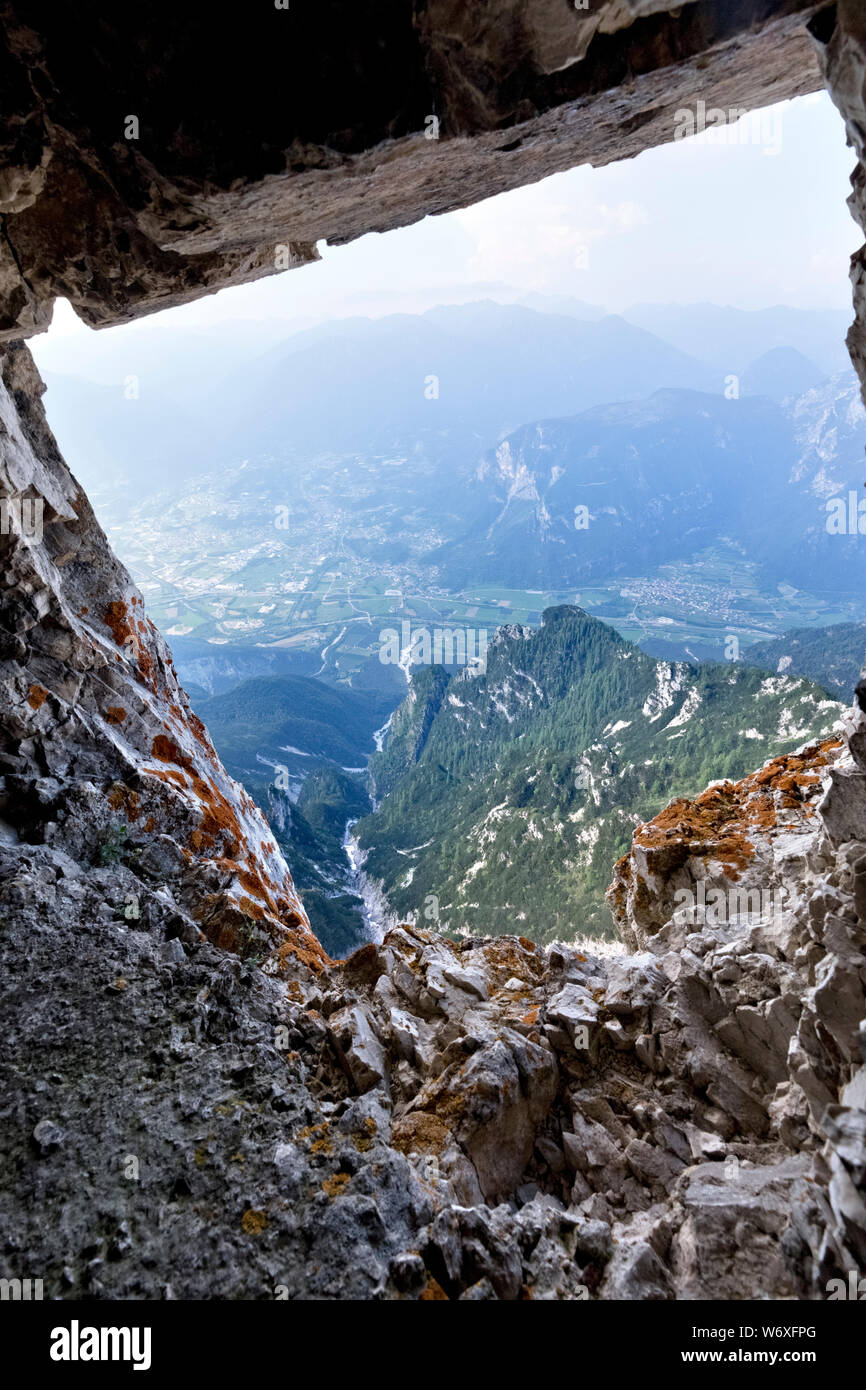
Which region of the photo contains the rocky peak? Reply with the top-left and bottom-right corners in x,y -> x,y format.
608,733 -> 846,952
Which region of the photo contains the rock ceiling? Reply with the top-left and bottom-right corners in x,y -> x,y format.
0,1 -> 834,338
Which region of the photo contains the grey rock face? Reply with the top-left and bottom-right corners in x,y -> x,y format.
817,1 -> 866,410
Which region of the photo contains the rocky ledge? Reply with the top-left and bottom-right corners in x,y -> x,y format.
2,708 -> 863,1298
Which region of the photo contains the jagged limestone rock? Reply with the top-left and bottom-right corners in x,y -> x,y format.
3,710 -> 865,1297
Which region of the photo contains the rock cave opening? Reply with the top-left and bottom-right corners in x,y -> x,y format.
0,0 -> 865,1322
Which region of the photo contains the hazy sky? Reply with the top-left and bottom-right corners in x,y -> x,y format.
43,91 -> 860,351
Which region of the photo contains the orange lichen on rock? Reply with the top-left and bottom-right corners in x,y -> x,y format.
391,1112 -> 451,1157
151,733 -> 194,772
153,730 -> 252,853
296,1121 -> 330,1143
130,681 -> 322,969
419,1276 -> 449,1300
27,683 -> 48,709
237,895 -> 266,921
205,917 -> 246,954
186,772 -> 264,877
237,857 -> 283,907
103,600 -> 131,647
103,600 -> 161,694
107,783 -> 141,822
215,854 -> 281,916
631,737 -> 843,878
240,1208 -> 268,1235
105,706 -> 126,724
636,785 -> 757,879
186,710 -> 219,764
135,645 -> 155,689
144,765 -> 188,789
480,934 -> 544,989
351,1117 -> 377,1153
275,937 -> 328,974
322,1173 -> 351,1199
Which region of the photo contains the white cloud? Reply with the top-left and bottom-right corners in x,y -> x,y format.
454,180 -> 649,291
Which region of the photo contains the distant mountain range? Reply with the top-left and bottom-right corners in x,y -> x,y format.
620,302 -> 852,377
37,298 -> 865,614
36,298 -> 852,501
425,372 -> 866,597
430,387 -> 797,589
38,300 -> 724,494
740,346 -> 826,403
39,294 -> 865,685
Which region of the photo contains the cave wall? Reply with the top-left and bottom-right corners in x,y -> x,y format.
0,341 -> 323,967
815,1 -> 866,398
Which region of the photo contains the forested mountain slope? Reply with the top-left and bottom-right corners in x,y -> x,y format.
357,607 -> 842,941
